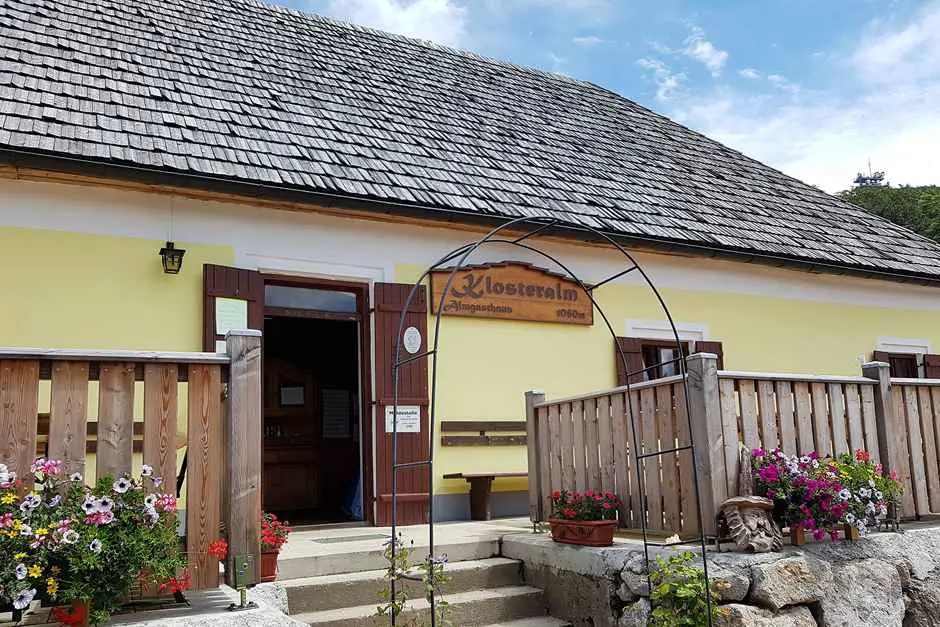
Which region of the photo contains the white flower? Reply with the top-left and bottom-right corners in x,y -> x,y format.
874,490 -> 883,500
856,520 -> 867,534
799,456 -> 811,464
98,511 -> 114,524
865,502 -> 877,516
859,487 -> 871,498
153,476 -> 163,488
97,497 -> 114,513
62,529 -> 79,544
81,498 -> 97,515
69,472 -> 82,482
14,563 -> 26,580
19,524 -> 32,536
13,588 -> 36,610
46,495 -> 62,508
869,479 -> 876,488
89,539 -> 102,553
144,494 -> 157,508
145,507 -> 160,525
845,513 -> 856,524
838,489 -> 852,501
812,460 -> 820,469
113,477 -> 131,494
141,464 -> 153,477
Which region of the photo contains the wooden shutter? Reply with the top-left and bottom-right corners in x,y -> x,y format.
696,340 -> 725,370
374,283 -> 430,526
925,354 -> 940,379
873,350 -> 892,364
615,337 -> 645,386
203,264 -> 264,352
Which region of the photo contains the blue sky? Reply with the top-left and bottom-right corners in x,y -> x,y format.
276,0 -> 938,193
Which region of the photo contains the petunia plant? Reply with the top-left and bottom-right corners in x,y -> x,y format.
0,458 -> 186,624
549,489 -> 620,521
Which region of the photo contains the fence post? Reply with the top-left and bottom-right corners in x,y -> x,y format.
862,360 -> 911,516
225,330 -> 263,587
525,390 -> 546,526
685,352 -> 725,537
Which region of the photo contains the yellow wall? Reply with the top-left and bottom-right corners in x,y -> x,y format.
394,264 -> 940,495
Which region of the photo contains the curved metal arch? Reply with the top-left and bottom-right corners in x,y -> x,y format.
388,216 -> 712,626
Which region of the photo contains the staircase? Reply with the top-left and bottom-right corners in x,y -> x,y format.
276,525 -> 569,626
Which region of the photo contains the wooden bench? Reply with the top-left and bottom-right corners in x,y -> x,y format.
441,421 -> 528,520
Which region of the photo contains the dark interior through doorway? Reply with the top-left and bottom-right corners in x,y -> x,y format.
262,313 -> 363,524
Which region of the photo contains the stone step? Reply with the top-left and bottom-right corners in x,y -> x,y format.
481,618 -> 572,627
277,538 -> 501,579
293,585 -> 547,627
284,557 -> 524,613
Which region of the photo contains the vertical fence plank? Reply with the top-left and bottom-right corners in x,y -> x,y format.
775,381 -> 797,456
525,391 -> 545,523
828,383 -> 849,455
627,390 -> 643,528
187,364 -> 223,590
656,383 -> 679,532
144,364 -> 178,490
559,402 -> 574,491
48,362 -> 89,478
916,386 -> 940,512
0,361 -> 40,480
584,397 -> 601,490
97,363 -> 135,479
686,353 -> 724,537
739,380 -> 760,450
537,406 -> 552,521
903,386 -> 929,516
794,382 -> 814,454
757,380 -> 778,450
717,378 -> 738,496
571,400 -> 587,492
932,388 -> 940,510
844,384 -> 865,454
860,384 -> 880,461
675,382 -> 698,536
596,394 -> 614,496
640,387 -> 661,531
548,404 -> 562,506
811,383 -> 832,457
610,392 -> 630,526
891,386 -> 916,516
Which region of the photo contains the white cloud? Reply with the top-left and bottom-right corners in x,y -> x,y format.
324,0 -> 468,46
669,2 -> 940,193
738,68 -> 760,79
637,57 -> 685,101
572,35 -> 606,46
682,26 -> 728,76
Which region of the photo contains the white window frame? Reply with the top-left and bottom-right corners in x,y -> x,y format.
875,336 -> 932,377
625,319 -> 709,344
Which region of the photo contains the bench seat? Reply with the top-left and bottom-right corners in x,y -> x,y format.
443,471 -> 527,520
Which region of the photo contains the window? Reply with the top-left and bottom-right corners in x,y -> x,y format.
874,352 -> 920,378
264,285 -> 358,313
615,338 -> 724,385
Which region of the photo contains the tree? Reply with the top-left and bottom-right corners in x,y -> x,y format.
839,184 -> 940,243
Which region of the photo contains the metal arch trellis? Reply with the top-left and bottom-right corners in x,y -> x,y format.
387,216 -> 713,626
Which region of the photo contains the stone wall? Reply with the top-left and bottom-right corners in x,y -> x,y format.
502,526 -> 940,626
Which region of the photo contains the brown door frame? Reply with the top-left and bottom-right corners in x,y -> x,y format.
259,273 -> 375,525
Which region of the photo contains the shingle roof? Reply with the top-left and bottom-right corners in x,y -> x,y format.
2,0 -> 940,281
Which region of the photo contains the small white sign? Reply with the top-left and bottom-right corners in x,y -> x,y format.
403,326 -> 422,354
215,297 -> 248,336
385,405 -> 421,433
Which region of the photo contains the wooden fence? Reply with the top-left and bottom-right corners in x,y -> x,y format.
0,330 -> 262,590
526,355 -> 940,538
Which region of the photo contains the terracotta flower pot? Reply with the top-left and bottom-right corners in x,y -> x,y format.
259,550 -> 279,582
548,518 -> 617,547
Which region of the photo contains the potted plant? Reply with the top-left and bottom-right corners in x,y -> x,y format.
547,489 -> 620,547
260,512 -> 291,582
0,458 -> 186,625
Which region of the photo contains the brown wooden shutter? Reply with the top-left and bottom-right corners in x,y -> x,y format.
696,340 -> 725,370
615,337 -> 645,386
202,264 -> 264,352
925,354 -> 940,379
374,283 -> 430,526
873,350 -> 892,364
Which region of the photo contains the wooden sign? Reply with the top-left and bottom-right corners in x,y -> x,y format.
430,262 -> 593,325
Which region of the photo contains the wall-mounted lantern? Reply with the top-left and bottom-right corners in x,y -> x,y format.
159,241 -> 186,274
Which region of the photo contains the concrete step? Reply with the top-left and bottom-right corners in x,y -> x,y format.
285,557 -> 524,613
293,585 -> 546,627
277,538 -> 501,579
481,618 -> 572,627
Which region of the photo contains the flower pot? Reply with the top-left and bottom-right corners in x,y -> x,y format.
843,523 -> 860,542
790,526 -> 806,546
548,518 -> 617,547
260,550 -> 279,582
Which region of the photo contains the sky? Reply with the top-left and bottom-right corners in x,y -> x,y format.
275,0 -> 938,194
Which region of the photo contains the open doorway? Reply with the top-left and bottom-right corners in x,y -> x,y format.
261,281 -> 368,525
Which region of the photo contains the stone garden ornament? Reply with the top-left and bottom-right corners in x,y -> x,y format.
716,445 -> 783,553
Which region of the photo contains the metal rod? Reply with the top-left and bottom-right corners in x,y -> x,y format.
637,444 -> 693,459
393,460 -> 431,470
394,349 -> 437,368
586,265 -> 638,292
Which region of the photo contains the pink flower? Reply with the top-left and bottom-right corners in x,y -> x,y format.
0,513 -> 13,527
812,528 -> 827,541
752,448 -> 765,458
156,494 -> 177,513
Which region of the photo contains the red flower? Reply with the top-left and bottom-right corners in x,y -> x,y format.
160,571 -> 192,594
562,508 -> 577,519
602,502 -> 613,510
551,491 -> 561,499
51,604 -> 87,626
855,449 -> 870,462
207,539 -> 228,560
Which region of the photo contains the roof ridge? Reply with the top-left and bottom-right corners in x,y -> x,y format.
234,0 -> 592,87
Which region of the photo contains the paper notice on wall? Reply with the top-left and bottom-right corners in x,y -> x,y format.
215,297 -> 248,336
322,389 -> 351,439
384,405 -> 421,433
